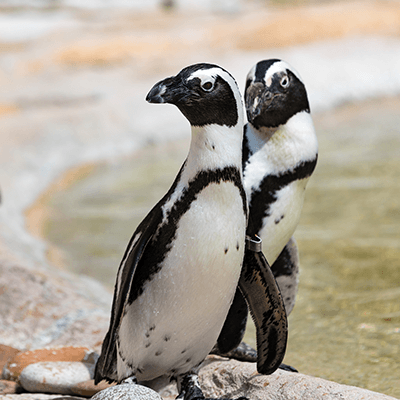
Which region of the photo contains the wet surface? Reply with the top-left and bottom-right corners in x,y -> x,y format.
40,96 -> 400,397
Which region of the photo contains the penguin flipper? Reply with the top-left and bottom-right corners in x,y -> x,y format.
94,204 -> 163,384
271,236 -> 300,316
239,243 -> 288,375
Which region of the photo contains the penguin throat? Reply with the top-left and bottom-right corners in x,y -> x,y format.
247,123 -> 277,152
187,123 -> 243,174
255,125 -> 278,142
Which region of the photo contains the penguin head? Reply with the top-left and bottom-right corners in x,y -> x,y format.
146,63 -> 243,128
245,59 -> 310,130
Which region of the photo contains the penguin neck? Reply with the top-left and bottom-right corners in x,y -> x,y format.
246,111 -> 318,172
184,123 -> 243,178
246,123 -> 277,150
160,123 -> 244,227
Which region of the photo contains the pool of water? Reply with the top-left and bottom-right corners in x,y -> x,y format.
39,97 -> 400,397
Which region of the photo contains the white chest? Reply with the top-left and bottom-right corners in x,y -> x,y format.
244,112 -> 317,264
258,177 -> 308,264
117,181 -> 246,381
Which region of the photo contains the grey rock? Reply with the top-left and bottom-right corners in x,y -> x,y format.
0,261 -> 111,352
198,357 -> 397,400
0,395 -> 75,400
19,362 -> 94,395
91,383 -> 163,400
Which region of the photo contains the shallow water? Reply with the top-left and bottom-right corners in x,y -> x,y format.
41,97 -> 400,397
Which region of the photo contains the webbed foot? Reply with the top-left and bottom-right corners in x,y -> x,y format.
279,363 -> 298,373
215,341 -> 298,373
217,341 -> 257,363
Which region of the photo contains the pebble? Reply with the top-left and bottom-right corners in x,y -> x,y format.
91,383 -> 163,400
3,346 -> 96,382
19,361 -> 95,395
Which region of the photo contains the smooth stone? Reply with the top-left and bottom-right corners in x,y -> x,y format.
91,383 -> 163,400
20,361 -> 95,395
3,346 -> 96,382
70,379 -> 115,397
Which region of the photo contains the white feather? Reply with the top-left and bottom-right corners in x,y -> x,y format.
244,110 -> 317,264
116,66 -> 246,382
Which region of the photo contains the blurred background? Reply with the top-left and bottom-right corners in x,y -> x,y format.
0,0 -> 399,397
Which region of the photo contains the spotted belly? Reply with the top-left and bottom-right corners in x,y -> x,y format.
117,181 -> 246,382
259,178 -> 307,265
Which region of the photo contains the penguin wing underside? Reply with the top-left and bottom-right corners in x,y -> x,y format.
94,204 -> 163,383
239,248 -> 288,375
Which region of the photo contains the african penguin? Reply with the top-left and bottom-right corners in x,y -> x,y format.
94,63 -> 250,399
244,58 -> 318,312
214,59 -> 317,365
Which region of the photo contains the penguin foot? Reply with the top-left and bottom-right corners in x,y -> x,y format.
177,373 -> 204,400
213,342 -> 298,373
177,373 -> 249,400
216,341 -> 257,363
278,363 -> 298,373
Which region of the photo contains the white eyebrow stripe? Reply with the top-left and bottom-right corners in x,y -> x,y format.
188,71 -> 216,83
264,61 -> 304,84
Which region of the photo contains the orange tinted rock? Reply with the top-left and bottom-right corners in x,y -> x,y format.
0,379 -> 19,394
0,344 -> 20,377
70,379 -> 115,397
3,346 -> 95,381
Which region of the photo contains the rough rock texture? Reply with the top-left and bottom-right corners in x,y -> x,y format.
91,383 -> 163,400
0,395 -> 81,400
0,261 -> 111,352
0,380 -> 19,395
198,357 -> 397,400
0,345 -> 20,376
1,357 -> 398,399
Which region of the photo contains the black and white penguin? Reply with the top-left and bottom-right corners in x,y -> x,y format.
213,59 -> 317,365
94,63 -> 287,400
244,58 -> 318,311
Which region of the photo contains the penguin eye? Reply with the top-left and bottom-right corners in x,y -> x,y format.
280,75 -> 290,88
201,80 -> 214,92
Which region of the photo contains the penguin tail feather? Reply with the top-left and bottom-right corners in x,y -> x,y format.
94,331 -> 118,385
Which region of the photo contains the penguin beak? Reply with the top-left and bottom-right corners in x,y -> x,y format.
146,76 -> 188,105
245,82 -> 274,123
